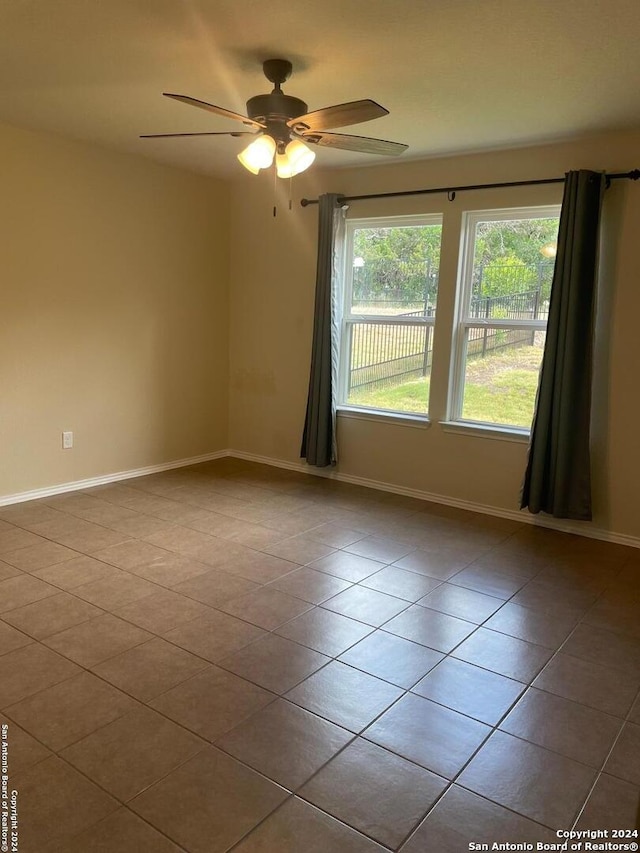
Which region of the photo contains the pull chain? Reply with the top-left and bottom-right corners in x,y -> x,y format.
273,164 -> 277,217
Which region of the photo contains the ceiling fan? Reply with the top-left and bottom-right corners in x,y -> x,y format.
141,59 -> 408,177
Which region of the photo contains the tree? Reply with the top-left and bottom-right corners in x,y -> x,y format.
475,254 -> 539,298
352,226 -> 441,303
472,218 -> 558,299
475,218 -> 558,265
349,218 -> 559,305
353,225 -> 441,264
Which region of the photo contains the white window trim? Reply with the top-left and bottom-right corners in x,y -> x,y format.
440,420 -> 530,443
338,214 -> 443,419
337,405 -> 431,429
447,204 -> 561,432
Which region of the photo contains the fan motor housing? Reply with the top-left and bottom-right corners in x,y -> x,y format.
246,93 -> 308,125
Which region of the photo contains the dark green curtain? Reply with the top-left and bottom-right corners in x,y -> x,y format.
521,170 -> 606,520
300,193 -> 343,467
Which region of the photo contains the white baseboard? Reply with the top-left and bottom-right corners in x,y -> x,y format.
230,449 -> 640,550
2,446 -> 638,550
0,450 -> 229,507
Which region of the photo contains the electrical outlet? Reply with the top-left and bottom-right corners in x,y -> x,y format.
62,431 -> 73,449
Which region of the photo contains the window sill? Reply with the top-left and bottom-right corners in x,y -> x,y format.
440,420 -> 530,443
337,406 -> 431,429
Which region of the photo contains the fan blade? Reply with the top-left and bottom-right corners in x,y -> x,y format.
288,99 -> 388,131
301,131 -> 408,156
140,131 -> 257,139
163,93 -> 265,129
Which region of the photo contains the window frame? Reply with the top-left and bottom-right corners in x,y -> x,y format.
337,214 -> 444,420
447,205 -> 561,434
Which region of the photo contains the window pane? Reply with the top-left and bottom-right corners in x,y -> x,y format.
468,217 -> 559,320
351,225 -> 441,317
460,328 -> 546,428
451,210 -> 559,430
346,322 -> 431,414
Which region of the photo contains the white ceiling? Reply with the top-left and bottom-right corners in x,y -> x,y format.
1,0 -> 639,178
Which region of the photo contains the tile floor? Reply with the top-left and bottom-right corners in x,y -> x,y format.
0,457 -> 639,851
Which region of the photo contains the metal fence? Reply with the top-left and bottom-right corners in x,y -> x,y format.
466,327 -> 537,361
353,258 -> 438,310
348,261 -> 554,394
469,288 -> 548,322
349,323 -> 433,392
351,259 -> 554,316
473,260 -> 554,305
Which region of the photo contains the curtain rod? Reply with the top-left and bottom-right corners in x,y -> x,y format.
299,170 -> 640,207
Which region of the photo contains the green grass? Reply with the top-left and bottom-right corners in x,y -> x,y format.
462,369 -> 538,426
350,377 -> 432,415
348,345 -> 542,427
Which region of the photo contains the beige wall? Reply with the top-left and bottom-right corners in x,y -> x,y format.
229,129 -> 640,540
0,122 -> 230,497
3,119 -> 638,540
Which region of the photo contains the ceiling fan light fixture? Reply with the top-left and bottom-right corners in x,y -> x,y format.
237,134 -> 276,173
275,151 -> 294,179
281,138 -> 315,176
144,61 -> 408,174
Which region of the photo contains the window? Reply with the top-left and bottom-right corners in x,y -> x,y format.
335,205 -> 560,435
338,216 -> 443,417
449,207 -> 560,431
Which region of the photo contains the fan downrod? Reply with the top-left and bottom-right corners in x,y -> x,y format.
263,59 -> 293,90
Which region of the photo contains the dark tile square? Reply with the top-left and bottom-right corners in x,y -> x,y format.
150,665 -> 275,741
55,807 -> 184,852
219,586 -> 313,630
604,722 -> 640,786
218,633 -> 330,694
401,785 -> 555,852
361,565 -> 442,601
413,656 -> 525,725
5,671 -> 137,750
268,566 -> 352,604
339,630 -> 444,689
299,738 -> 446,848
384,604 -> 476,652
61,706 -> 205,801
418,582 -> 504,623
321,585 -> 409,626
12,756 -> 118,851
92,637 -> 209,700
217,698 -> 353,790
364,692 -> 490,778
129,747 -> 287,853
286,661 -> 402,733
576,774 -> 640,830
500,687 -> 622,767
484,601 -> 582,649
452,627 -> 552,682
275,607 -> 373,657
309,551 -> 385,583
225,795 -> 384,852
458,730 -> 597,828
533,652 -> 640,717
0,643 -> 82,707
